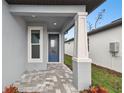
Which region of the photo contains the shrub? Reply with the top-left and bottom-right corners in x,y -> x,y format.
97,86 -> 108,93
80,85 -> 108,93
4,85 -> 19,93
80,89 -> 90,93
90,86 -> 98,93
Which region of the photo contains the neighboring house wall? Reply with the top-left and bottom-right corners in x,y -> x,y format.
89,25 -> 122,73
2,0 -> 27,88
64,25 -> 122,73
65,40 -> 74,56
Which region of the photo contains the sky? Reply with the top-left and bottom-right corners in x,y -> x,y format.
65,0 -> 122,40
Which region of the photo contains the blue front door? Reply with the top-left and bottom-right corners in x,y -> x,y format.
48,34 -> 59,62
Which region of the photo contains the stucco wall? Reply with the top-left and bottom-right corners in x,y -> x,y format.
2,0 -> 27,88
89,26 -> 122,73
25,23 -> 48,71
64,25 -> 122,72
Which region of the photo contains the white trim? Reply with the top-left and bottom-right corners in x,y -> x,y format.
48,32 -> 60,34
47,32 -> 61,63
47,62 -> 63,64
10,5 -> 86,15
59,33 -> 62,63
72,57 -> 92,63
28,26 -> 43,63
60,32 -> 64,63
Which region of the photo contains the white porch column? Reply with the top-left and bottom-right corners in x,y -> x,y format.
73,12 -> 92,91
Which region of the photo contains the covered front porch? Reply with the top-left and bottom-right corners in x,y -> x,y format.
14,63 -> 78,93
8,4 -> 91,91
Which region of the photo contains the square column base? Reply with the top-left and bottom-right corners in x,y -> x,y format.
73,59 -> 91,91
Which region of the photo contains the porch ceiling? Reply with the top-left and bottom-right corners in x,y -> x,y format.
22,15 -> 74,32
5,0 -> 105,13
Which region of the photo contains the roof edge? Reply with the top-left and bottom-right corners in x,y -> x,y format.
65,38 -> 74,43
88,18 -> 122,35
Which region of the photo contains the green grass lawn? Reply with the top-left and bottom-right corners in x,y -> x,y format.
64,54 -> 122,93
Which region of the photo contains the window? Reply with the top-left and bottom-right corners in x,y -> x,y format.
51,40 -> 55,47
28,27 -> 43,63
31,30 -> 40,58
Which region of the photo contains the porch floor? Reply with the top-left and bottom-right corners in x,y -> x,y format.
14,63 -> 78,93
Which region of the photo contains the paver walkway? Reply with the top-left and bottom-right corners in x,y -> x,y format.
14,63 -> 79,93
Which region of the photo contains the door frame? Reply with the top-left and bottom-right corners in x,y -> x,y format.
47,32 -> 61,63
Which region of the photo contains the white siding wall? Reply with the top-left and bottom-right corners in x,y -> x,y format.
64,25 -> 122,72
89,26 -> 122,73
65,40 -> 74,56
2,0 -> 27,88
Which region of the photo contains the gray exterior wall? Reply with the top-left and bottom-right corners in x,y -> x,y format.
2,0 -> 27,88
25,23 -> 48,71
